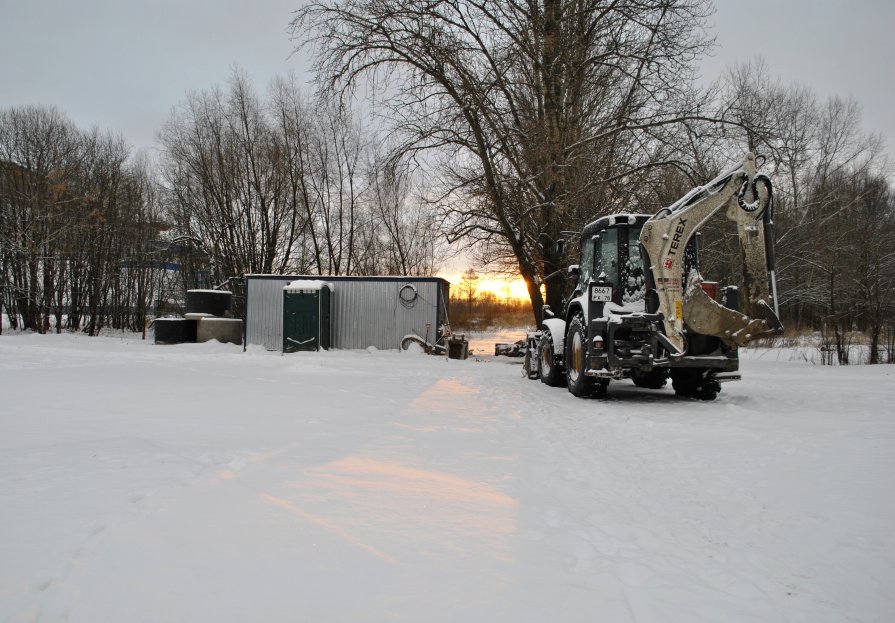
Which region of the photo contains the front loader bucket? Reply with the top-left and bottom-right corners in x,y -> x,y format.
682,275 -> 783,347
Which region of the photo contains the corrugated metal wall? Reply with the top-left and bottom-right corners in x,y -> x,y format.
245,276 -> 446,351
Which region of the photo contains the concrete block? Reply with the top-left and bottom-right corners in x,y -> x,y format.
196,317 -> 243,345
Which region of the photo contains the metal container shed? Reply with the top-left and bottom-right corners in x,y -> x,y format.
244,275 -> 450,351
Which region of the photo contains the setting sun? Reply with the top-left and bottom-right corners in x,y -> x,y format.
478,277 -> 530,300
439,272 -> 532,301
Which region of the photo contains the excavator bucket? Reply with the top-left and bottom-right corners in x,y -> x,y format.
682,274 -> 783,347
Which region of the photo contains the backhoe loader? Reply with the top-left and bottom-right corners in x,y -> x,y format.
525,152 -> 783,400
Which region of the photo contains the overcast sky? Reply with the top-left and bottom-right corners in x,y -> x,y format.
1,0 -> 893,159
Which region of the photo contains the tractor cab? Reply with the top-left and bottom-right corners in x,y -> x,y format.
573,214 -> 648,316
572,213 -> 700,320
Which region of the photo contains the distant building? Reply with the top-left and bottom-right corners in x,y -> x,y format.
243,274 -> 450,351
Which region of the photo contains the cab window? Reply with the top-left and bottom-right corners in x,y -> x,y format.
579,236 -> 595,287
595,228 -> 618,284
623,227 -> 646,304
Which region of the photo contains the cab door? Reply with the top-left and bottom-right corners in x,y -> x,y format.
592,227 -> 618,308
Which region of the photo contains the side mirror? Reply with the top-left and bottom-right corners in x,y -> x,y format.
567,264 -> 580,278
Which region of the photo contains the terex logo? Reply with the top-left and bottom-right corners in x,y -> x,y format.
667,218 -> 687,257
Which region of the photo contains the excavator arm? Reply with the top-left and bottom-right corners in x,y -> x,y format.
639,153 -> 783,354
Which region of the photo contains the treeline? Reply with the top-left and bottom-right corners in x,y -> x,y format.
449,293 -> 533,332
692,60 -> 895,363
0,73 -> 446,333
447,269 -> 532,330
295,0 -> 894,363
0,106 -> 163,334
158,70 -> 444,292
2,0 -> 894,360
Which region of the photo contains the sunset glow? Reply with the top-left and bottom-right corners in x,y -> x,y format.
440,272 -> 531,301
479,277 -> 530,300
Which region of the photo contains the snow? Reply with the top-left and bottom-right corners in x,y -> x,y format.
604,301 -> 647,315
1,332 -> 893,622
284,279 -> 334,291
541,317 -> 567,353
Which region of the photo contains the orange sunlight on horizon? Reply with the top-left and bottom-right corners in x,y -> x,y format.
438,272 -> 531,301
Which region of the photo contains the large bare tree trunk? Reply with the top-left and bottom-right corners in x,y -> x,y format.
293,0 -> 714,321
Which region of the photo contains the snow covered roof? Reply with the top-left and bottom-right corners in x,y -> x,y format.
582,213 -> 652,237
284,279 -> 334,292
246,274 -> 450,285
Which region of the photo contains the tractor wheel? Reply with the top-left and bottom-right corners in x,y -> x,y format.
538,329 -> 564,387
631,368 -> 669,389
671,369 -> 720,400
566,315 -> 597,398
522,343 -> 539,379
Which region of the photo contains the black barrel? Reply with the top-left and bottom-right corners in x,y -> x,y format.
185,290 -> 232,317
154,318 -> 198,344
721,286 -> 740,311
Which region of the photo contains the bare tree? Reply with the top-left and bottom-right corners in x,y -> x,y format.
293,0 -> 714,321
458,268 -> 479,315
0,105 -> 163,334
0,106 -> 80,332
368,155 -> 444,276
269,74 -> 322,274
305,99 -> 366,275
693,59 -> 894,360
160,68 -> 448,298
159,70 -> 309,287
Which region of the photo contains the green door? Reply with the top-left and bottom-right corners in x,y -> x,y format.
283,290 -> 320,352
283,285 -> 332,352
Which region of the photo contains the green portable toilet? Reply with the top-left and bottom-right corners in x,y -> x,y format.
283,280 -> 333,352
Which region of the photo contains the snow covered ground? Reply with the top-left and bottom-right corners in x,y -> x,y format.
1,332 -> 893,622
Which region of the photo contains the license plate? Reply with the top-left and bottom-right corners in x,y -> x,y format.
591,286 -> 612,302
